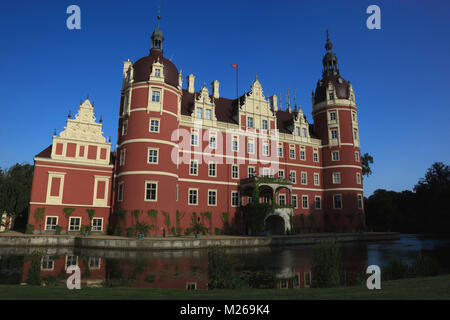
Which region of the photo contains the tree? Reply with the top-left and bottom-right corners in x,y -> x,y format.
0,163 -> 34,230
361,153 -> 374,177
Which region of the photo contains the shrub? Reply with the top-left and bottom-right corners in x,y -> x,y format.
126,227 -> 134,238
55,225 -> 62,235
382,258 -> 409,280
410,253 -> 440,277
25,224 -> 35,234
26,253 -> 42,285
214,228 -> 223,235
135,221 -> 151,237
207,248 -> 242,289
310,240 -> 342,288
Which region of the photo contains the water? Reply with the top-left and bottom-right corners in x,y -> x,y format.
0,234 -> 449,289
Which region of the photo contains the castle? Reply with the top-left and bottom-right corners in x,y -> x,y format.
27,16 -> 364,236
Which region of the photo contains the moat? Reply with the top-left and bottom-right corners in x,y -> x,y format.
0,234 -> 449,289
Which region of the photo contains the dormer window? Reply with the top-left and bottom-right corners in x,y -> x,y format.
295,127 -> 300,136
152,91 -> 160,103
155,69 -> 161,77
196,107 -> 203,119
331,129 -> 338,139
247,117 -> 253,128
330,112 -> 337,121
205,109 -> 212,120
329,92 -> 335,100
302,128 -> 307,137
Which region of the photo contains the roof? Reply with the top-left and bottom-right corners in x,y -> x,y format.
35,145 -> 52,158
133,49 -> 179,87
314,74 -> 350,104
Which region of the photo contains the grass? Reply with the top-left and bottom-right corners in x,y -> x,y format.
0,275 -> 450,299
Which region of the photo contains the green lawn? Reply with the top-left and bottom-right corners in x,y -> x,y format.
1,275 -> 450,300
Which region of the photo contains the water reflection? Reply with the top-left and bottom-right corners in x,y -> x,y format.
0,234 -> 448,290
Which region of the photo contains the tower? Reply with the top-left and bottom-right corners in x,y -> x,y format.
312,31 -> 363,231
114,11 -> 182,234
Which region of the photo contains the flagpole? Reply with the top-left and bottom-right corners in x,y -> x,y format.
236,65 -> 238,99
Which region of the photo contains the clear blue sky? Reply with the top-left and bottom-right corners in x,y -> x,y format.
1,0 -> 449,196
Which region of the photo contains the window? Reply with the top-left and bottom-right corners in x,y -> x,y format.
301,172 -> 307,185
329,92 -> 335,100
232,165 -> 239,179
262,168 -> 270,177
278,170 -> 284,179
302,195 -> 308,209
355,151 -> 360,162
69,217 -> 81,231
289,147 -> 295,159
313,151 -> 319,162
151,91 -> 160,102
150,119 -> 160,132
148,149 -> 158,164
315,196 -> 322,209
247,140 -> 254,154
89,257 -> 101,269
232,137 -> 238,151
314,173 -> 320,186
191,133 -> 199,146
352,112 -> 356,122
248,166 -> 256,177
186,282 -> 197,291
122,121 -> 128,136
357,194 -> 363,209
277,145 -> 283,158
356,173 -> 362,184
333,194 -> 343,209
231,191 -> 239,207
305,272 -> 311,287
196,107 -> 203,118
119,149 -> 126,166
354,129 -> 358,140
117,182 -> 124,201
332,151 -> 339,161
263,143 -> 269,156
189,189 -> 198,205
332,172 -> 341,184
330,112 -> 337,121
145,182 -> 157,201
247,117 -> 253,128
208,162 -> 216,177
300,150 -> 306,160
291,195 -> 298,208
45,217 -> 57,231
262,119 -> 268,130
208,190 -> 217,206
331,129 -> 338,139
280,279 -> 288,289
66,255 -> 78,269
92,218 -> 103,231
279,194 -> 286,206
42,256 -> 54,270
296,127 -> 300,136
189,160 -> 198,175
205,109 -> 212,120
302,128 -> 307,137
290,171 -> 296,184
209,136 -> 216,149
155,68 -> 161,77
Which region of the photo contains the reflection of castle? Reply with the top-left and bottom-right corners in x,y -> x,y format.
27,12 -> 364,235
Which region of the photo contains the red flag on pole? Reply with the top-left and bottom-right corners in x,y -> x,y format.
232,64 -> 238,69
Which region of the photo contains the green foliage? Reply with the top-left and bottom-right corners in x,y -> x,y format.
244,270 -> 277,289
147,209 -> 158,219
34,208 -> 45,222
55,225 -> 62,235
0,163 -> 34,228
86,209 -> 95,221
310,241 -> 342,288
63,208 -> 75,219
25,224 -> 34,234
175,210 -> 184,236
81,225 -> 91,235
382,259 -> 410,281
410,253 -> 440,277
117,210 -> 127,221
202,211 -> 213,233
26,253 -> 42,286
241,187 -> 273,235
207,248 -> 242,289
135,221 -> 151,237
126,227 -> 134,238
132,209 -> 141,222
361,153 -> 374,177
214,227 -> 223,235
186,212 -> 208,235
113,224 -> 122,236
162,211 -> 171,232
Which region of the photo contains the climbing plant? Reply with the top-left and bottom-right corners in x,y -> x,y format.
132,209 -> 141,223
86,209 -> 95,221
34,208 -> 45,230
63,208 -> 75,220
162,211 -> 171,234
202,211 -> 213,233
241,188 -> 272,235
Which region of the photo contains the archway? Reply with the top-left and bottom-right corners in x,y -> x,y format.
265,215 -> 285,235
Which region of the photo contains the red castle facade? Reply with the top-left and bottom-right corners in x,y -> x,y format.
28,20 -> 364,236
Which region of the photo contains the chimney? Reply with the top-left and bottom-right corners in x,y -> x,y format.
270,95 -> 278,111
211,80 -> 220,99
187,74 -> 195,93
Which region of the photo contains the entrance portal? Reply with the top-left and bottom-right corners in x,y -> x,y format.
265,215 -> 285,235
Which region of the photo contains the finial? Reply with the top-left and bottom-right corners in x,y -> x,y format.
100,115 -> 103,123
108,136 -> 111,143
54,128 -> 56,136
157,6 -> 161,30
325,29 -> 333,51
293,90 -> 297,106
86,93 -> 89,100
255,73 -> 258,81
68,110 -> 71,119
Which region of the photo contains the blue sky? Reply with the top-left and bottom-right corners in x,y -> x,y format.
0,0 -> 449,196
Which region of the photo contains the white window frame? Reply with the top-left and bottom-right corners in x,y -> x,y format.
117,182 -> 124,202
208,189 -> 217,206
333,194 -> 343,209
356,172 -> 362,184
291,195 -> 298,209
313,173 -> 320,186
189,160 -> 198,176
302,195 -> 308,209
144,181 -> 158,202
332,151 -> 339,161
45,216 -> 58,231
231,165 -> 239,179
147,148 -> 159,164
332,172 -> 341,184
149,118 -> 160,133
315,196 -> 322,209
188,188 -> 198,205
69,217 -> 81,231
208,162 -> 217,177
151,90 -> 161,103
91,218 -> 103,232
289,171 -> 296,184
231,191 -> 240,207
248,166 -> 256,178
301,172 -> 307,185
122,120 -> 128,136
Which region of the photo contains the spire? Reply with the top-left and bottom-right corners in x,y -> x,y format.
322,30 -> 339,78
151,6 -> 164,52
